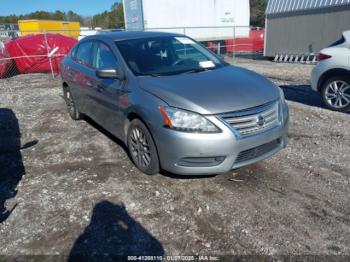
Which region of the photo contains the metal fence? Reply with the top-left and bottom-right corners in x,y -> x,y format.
0,26 -> 264,79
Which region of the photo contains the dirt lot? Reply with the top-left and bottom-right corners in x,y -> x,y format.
0,59 -> 350,260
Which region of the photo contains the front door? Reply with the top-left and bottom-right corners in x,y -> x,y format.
88,41 -> 126,138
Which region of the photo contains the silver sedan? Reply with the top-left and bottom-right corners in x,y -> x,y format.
60,32 -> 289,175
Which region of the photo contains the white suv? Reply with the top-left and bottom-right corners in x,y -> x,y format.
311,31 -> 350,112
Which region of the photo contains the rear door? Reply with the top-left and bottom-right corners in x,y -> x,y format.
61,43 -> 79,89
88,41 -> 126,137
69,40 -> 95,116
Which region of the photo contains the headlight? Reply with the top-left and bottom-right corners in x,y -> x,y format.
278,87 -> 286,105
278,87 -> 288,123
159,106 -> 221,133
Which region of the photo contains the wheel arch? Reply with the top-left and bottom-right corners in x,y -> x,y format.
125,111 -> 161,173
62,81 -> 69,95
317,68 -> 350,91
124,111 -> 149,144
62,81 -> 69,88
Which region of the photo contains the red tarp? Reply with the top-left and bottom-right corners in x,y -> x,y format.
5,34 -> 77,75
0,43 -> 12,78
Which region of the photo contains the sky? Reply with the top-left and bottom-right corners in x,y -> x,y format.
0,0 -> 120,17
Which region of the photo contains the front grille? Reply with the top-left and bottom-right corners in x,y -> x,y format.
235,139 -> 281,164
220,102 -> 280,138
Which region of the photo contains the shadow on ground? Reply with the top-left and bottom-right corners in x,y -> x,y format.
280,84 -> 325,109
69,201 -> 164,261
85,116 -> 216,180
84,116 -> 129,155
0,108 -> 38,223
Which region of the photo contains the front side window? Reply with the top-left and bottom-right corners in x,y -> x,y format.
116,36 -> 226,76
76,41 -> 93,66
92,42 -> 118,69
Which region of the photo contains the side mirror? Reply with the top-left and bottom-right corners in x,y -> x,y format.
96,68 -> 125,80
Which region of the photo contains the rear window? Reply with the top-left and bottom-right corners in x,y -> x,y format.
69,44 -> 79,59
329,36 -> 345,47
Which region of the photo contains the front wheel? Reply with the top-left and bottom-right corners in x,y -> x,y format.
127,119 -> 160,175
321,76 -> 350,112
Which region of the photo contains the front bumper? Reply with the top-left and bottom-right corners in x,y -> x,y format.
153,106 -> 289,175
311,62 -> 331,92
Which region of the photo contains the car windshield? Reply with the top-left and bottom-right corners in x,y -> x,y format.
115,36 -> 226,76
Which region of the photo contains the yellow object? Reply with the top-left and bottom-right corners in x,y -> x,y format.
18,20 -> 80,39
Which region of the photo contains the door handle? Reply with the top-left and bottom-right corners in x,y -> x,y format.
86,81 -> 94,87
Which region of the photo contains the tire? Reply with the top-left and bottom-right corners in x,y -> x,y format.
63,87 -> 82,120
321,76 -> 350,113
127,119 -> 160,175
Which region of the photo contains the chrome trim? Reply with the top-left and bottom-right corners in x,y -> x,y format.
219,100 -> 277,118
217,101 -> 281,139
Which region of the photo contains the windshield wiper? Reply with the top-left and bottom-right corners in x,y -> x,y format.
148,72 -> 184,77
149,73 -> 163,77
140,73 -> 163,77
183,67 -> 216,74
143,68 -> 216,77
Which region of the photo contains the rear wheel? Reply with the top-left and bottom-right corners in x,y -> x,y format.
64,88 -> 82,120
127,119 -> 159,175
321,76 -> 350,112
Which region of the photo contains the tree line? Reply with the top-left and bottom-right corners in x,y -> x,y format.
91,2 -> 124,29
0,10 -> 85,25
0,2 -> 125,29
250,0 -> 268,27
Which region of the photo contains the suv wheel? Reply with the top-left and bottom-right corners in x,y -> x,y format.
64,88 -> 82,120
127,119 -> 160,175
321,76 -> 350,112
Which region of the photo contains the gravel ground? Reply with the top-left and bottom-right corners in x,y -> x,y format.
0,59 -> 349,260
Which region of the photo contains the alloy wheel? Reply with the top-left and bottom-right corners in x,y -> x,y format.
324,80 -> 350,109
129,127 -> 151,169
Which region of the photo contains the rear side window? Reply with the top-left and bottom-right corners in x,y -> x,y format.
329,36 -> 345,47
92,42 -> 118,69
69,44 -> 79,59
76,41 -> 93,66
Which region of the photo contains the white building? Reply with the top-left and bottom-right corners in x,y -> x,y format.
265,0 -> 350,57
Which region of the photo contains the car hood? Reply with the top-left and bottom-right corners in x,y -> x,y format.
138,65 -> 280,115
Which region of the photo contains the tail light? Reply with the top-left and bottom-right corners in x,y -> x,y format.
316,53 -> 332,61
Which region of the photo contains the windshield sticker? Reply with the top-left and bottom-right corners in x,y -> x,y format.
199,61 -> 215,68
175,37 -> 195,45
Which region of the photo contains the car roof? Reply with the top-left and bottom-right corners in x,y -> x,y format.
83,31 -> 183,42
